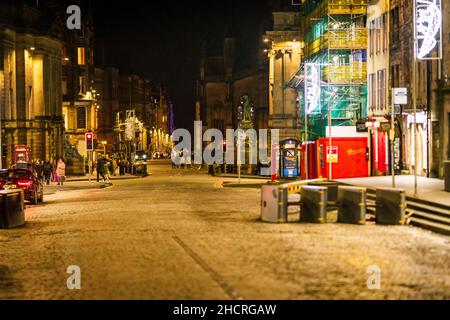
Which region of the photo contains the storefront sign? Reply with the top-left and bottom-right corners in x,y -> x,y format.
379,122 -> 391,132
326,146 -> 338,164
393,88 -> 408,105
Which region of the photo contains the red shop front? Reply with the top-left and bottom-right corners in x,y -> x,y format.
315,137 -> 369,179
300,141 -> 318,180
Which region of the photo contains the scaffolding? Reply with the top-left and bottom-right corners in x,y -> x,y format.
302,0 -> 368,138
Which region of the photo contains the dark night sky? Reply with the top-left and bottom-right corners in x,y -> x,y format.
91,0 -> 276,131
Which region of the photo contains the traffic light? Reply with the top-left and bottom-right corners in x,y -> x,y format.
85,131 -> 94,151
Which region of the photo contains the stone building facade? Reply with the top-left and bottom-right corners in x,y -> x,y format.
0,0 -> 64,167
266,10 -> 303,141
61,1 -> 97,162
197,37 -> 269,133
436,0 -> 450,178
367,0 -> 448,178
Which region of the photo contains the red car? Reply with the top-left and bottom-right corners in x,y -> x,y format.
2,169 -> 44,204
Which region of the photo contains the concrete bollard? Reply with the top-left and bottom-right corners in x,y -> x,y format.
0,190 -> 26,229
376,188 -> 406,225
337,186 -> 367,225
300,186 -> 327,223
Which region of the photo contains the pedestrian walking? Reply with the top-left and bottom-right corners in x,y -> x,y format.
56,158 -> 66,186
96,156 -> 106,182
112,158 -> 118,176
52,159 -> 58,183
185,149 -> 191,170
119,158 -> 124,176
103,160 -> 110,182
35,160 -> 44,181
43,160 -> 53,185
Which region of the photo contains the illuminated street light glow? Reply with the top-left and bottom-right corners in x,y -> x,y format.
415,0 -> 442,59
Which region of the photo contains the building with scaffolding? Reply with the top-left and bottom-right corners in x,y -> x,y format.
299,0 -> 368,139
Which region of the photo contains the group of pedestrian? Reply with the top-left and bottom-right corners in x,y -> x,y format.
94,155 -> 130,183
30,157 -> 66,186
171,149 -> 192,170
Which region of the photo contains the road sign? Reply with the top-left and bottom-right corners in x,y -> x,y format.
393,88 -> 408,105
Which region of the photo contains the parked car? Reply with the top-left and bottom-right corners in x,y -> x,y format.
3,169 -> 44,204
0,169 -> 8,190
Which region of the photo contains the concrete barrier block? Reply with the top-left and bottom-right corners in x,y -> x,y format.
300,186 -> 327,223
337,186 -> 367,225
376,188 -> 406,225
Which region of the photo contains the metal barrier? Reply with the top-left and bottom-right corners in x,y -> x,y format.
375,188 -> 406,225
337,186 -> 367,225
261,184 -> 288,223
284,178 -> 327,194
300,186 -> 327,223
308,181 -> 339,202
261,179 -> 325,223
0,190 -> 26,229
261,180 -> 407,226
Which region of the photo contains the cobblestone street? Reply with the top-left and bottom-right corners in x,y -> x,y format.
0,161 -> 449,300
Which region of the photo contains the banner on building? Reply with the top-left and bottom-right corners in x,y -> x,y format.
304,63 -> 321,114
414,0 -> 442,60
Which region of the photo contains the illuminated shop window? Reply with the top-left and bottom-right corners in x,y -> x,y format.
77,47 -> 86,65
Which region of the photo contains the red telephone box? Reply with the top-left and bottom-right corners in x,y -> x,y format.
14,145 -> 32,165
316,137 -> 369,179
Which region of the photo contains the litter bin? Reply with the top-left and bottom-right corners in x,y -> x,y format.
445,161 -> 450,192
0,190 -> 26,229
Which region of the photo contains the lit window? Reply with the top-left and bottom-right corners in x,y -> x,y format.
77,47 -> 85,65
76,107 -> 87,129
79,76 -> 86,94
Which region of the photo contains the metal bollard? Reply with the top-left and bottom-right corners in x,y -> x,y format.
261,184 -> 288,223
337,186 -> 367,225
376,188 -> 406,225
300,186 -> 327,223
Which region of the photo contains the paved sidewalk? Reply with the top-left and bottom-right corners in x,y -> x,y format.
335,175 -> 450,206
66,173 -> 143,182
218,173 -> 270,180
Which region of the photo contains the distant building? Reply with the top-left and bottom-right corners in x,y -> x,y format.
0,0 -> 65,167
438,0 -> 450,177
266,10 -> 303,141
94,67 -> 120,151
197,37 -> 269,134
60,1 -> 97,174
367,0 -> 448,178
